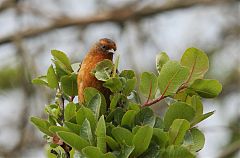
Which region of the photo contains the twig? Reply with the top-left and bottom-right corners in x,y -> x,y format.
70,96 -> 75,102
145,80 -> 153,104
61,96 -> 65,124
143,94 -> 166,107
143,81 -> 188,106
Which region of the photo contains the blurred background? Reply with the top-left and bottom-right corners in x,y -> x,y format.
0,0 -> 240,157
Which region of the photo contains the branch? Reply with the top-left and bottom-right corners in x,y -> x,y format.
0,0 -> 233,45
219,140 -> 240,158
0,0 -> 15,13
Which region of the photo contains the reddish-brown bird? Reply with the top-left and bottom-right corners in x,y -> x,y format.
77,38 -> 117,104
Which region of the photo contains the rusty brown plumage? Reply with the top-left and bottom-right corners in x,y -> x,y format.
77,38 -> 117,104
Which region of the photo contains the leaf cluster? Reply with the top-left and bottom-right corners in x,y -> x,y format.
31,48 -> 222,158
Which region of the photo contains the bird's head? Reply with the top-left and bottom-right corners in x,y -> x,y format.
96,38 -> 117,54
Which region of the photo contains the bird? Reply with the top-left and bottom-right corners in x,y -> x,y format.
77,38 -> 117,105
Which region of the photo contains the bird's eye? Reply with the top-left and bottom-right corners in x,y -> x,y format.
102,45 -> 106,49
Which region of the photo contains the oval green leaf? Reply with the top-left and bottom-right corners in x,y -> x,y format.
92,59 -> 113,81
103,77 -> 123,93
140,72 -> 158,99
121,110 -> 137,128
132,125 -> 153,157
87,93 -> 101,119
135,107 -> 155,127
64,102 -> 76,122
51,50 -> 73,72
80,119 -> 94,145
60,74 -> 78,96
96,115 -> 106,153
164,102 -> 195,129
112,127 -> 133,146
169,119 -> 190,145
30,117 -> 53,136
76,107 -> 96,132
47,65 -> 58,89
158,61 -> 189,96
84,87 -> 107,115
64,121 -> 81,134
181,47 -> 209,83
57,131 -> 89,151
156,52 -> 170,73
189,79 -> 222,98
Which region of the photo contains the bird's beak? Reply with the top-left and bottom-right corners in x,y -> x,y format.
107,48 -> 116,54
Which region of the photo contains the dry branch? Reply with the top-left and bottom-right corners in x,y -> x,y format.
0,0 -> 234,45
0,0 -> 15,13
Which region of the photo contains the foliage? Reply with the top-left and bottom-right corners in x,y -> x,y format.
31,48 -> 222,158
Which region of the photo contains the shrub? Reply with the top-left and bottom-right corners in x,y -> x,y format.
31,48 -> 222,158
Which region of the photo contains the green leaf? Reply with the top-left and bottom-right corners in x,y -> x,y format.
139,143 -> 161,158
80,119 -> 94,145
84,87 -> 107,116
164,102 -> 195,129
47,65 -> 58,89
127,102 -> 140,112
119,70 -> 135,79
135,107 -> 155,127
191,111 -> 214,127
87,94 -> 101,119
60,74 -> 78,96
32,76 -> 48,86
103,77 -> 122,92
106,107 -> 125,125
120,70 -> 137,96
132,125 -> 153,157
30,117 -> 53,136
118,143 -> 135,158
45,104 -> 61,121
76,107 -> 96,132
156,52 -> 170,73
103,153 -> 117,158
57,131 -> 89,151
110,93 -> 122,111
49,126 -> 70,133
181,47 -> 209,83
96,115 -> 106,153
92,59 -> 113,81
106,136 -> 120,151
112,127 -> 133,146
189,95 -> 203,117
152,128 -> 168,148
154,116 -> 165,129
189,79 -> 222,98
123,78 -> 137,96
158,61 -> 189,96
82,146 -> 116,158
184,128 -> 205,152
169,119 -> 190,145
51,50 -> 73,72
64,102 -> 76,122
121,110 -> 137,128
112,55 -> 120,78
53,60 -> 70,78
64,121 -> 81,134
82,146 -> 104,158
160,145 -> 195,158
140,72 -> 158,99
132,126 -> 140,135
